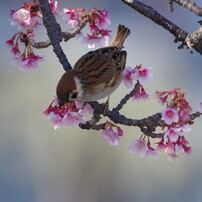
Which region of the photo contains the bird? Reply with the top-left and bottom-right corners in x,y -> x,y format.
56,24 -> 131,107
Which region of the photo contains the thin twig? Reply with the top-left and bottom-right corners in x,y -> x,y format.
30,39 -> 51,49
168,0 -> 174,12
80,122 -> 105,130
31,15 -> 90,49
62,15 -> 90,42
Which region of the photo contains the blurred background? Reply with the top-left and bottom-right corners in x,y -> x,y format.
1,0 -> 202,201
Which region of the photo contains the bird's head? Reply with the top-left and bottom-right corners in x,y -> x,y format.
56,70 -> 79,107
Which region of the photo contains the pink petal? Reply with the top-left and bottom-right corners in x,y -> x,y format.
164,128 -> 180,143
132,67 -> 153,85
62,111 -> 86,128
122,66 -> 133,88
168,153 -> 179,162
128,139 -> 149,158
162,108 -> 179,125
102,129 -> 120,146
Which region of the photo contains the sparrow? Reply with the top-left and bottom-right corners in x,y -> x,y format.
56,24 -> 131,107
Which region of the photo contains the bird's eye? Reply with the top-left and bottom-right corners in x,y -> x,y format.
70,91 -> 78,100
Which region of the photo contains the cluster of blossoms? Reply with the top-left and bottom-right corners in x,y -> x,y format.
44,99 -> 94,129
6,30 -> 44,71
61,8 -> 111,48
121,68 -> 202,161
9,0 -> 57,29
7,1 -> 111,71
44,99 -> 124,146
6,2 -> 56,71
9,2 -> 41,29
122,64 -> 153,101
156,88 -> 193,161
127,88 -> 193,161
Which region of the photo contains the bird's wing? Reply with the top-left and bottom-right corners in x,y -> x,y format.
74,47 -> 127,90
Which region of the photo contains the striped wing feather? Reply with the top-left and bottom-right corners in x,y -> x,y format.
74,47 -> 127,93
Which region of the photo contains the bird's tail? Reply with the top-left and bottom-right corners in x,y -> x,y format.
109,24 -> 131,48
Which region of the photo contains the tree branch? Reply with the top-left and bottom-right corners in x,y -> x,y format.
61,15 -> 90,42
38,0 -> 72,71
114,82 -> 141,111
31,15 -> 90,49
121,0 -> 202,55
172,0 -> 202,16
79,99 -> 201,138
185,25 -> 202,52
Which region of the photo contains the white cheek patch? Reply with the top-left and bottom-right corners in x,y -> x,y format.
74,76 -> 83,99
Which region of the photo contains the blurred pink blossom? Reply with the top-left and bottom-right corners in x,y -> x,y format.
102,128 -> 120,146
132,67 -> 153,85
128,139 -> 149,158
122,66 -> 134,88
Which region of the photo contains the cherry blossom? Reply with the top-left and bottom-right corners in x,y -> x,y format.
11,45 -> 21,56
49,0 -> 58,15
165,141 -> 175,156
132,67 -> 153,85
128,139 -> 149,158
147,144 -> 159,158
61,111 -> 86,128
156,88 -> 181,104
12,53 -> 44,72
10,8 -> 31,27
122,66 -> 134,88
82,29 -> 111,48
159,129 -> 192,161
6,36 -> 15,48
101,122 -> 123,146
131,85 -> 149,102
162,108 -> 179,125
10,7 -> 41,29
156,138 -> 166,150
97,9 -> 111,29
48,111 -> 62,129
102,128 -> 120,146
44,100 -> 89,129
75,101 -> 94,115
61,8 -> 80,27
168,153 -> 179,162
164,127 -> 181,143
